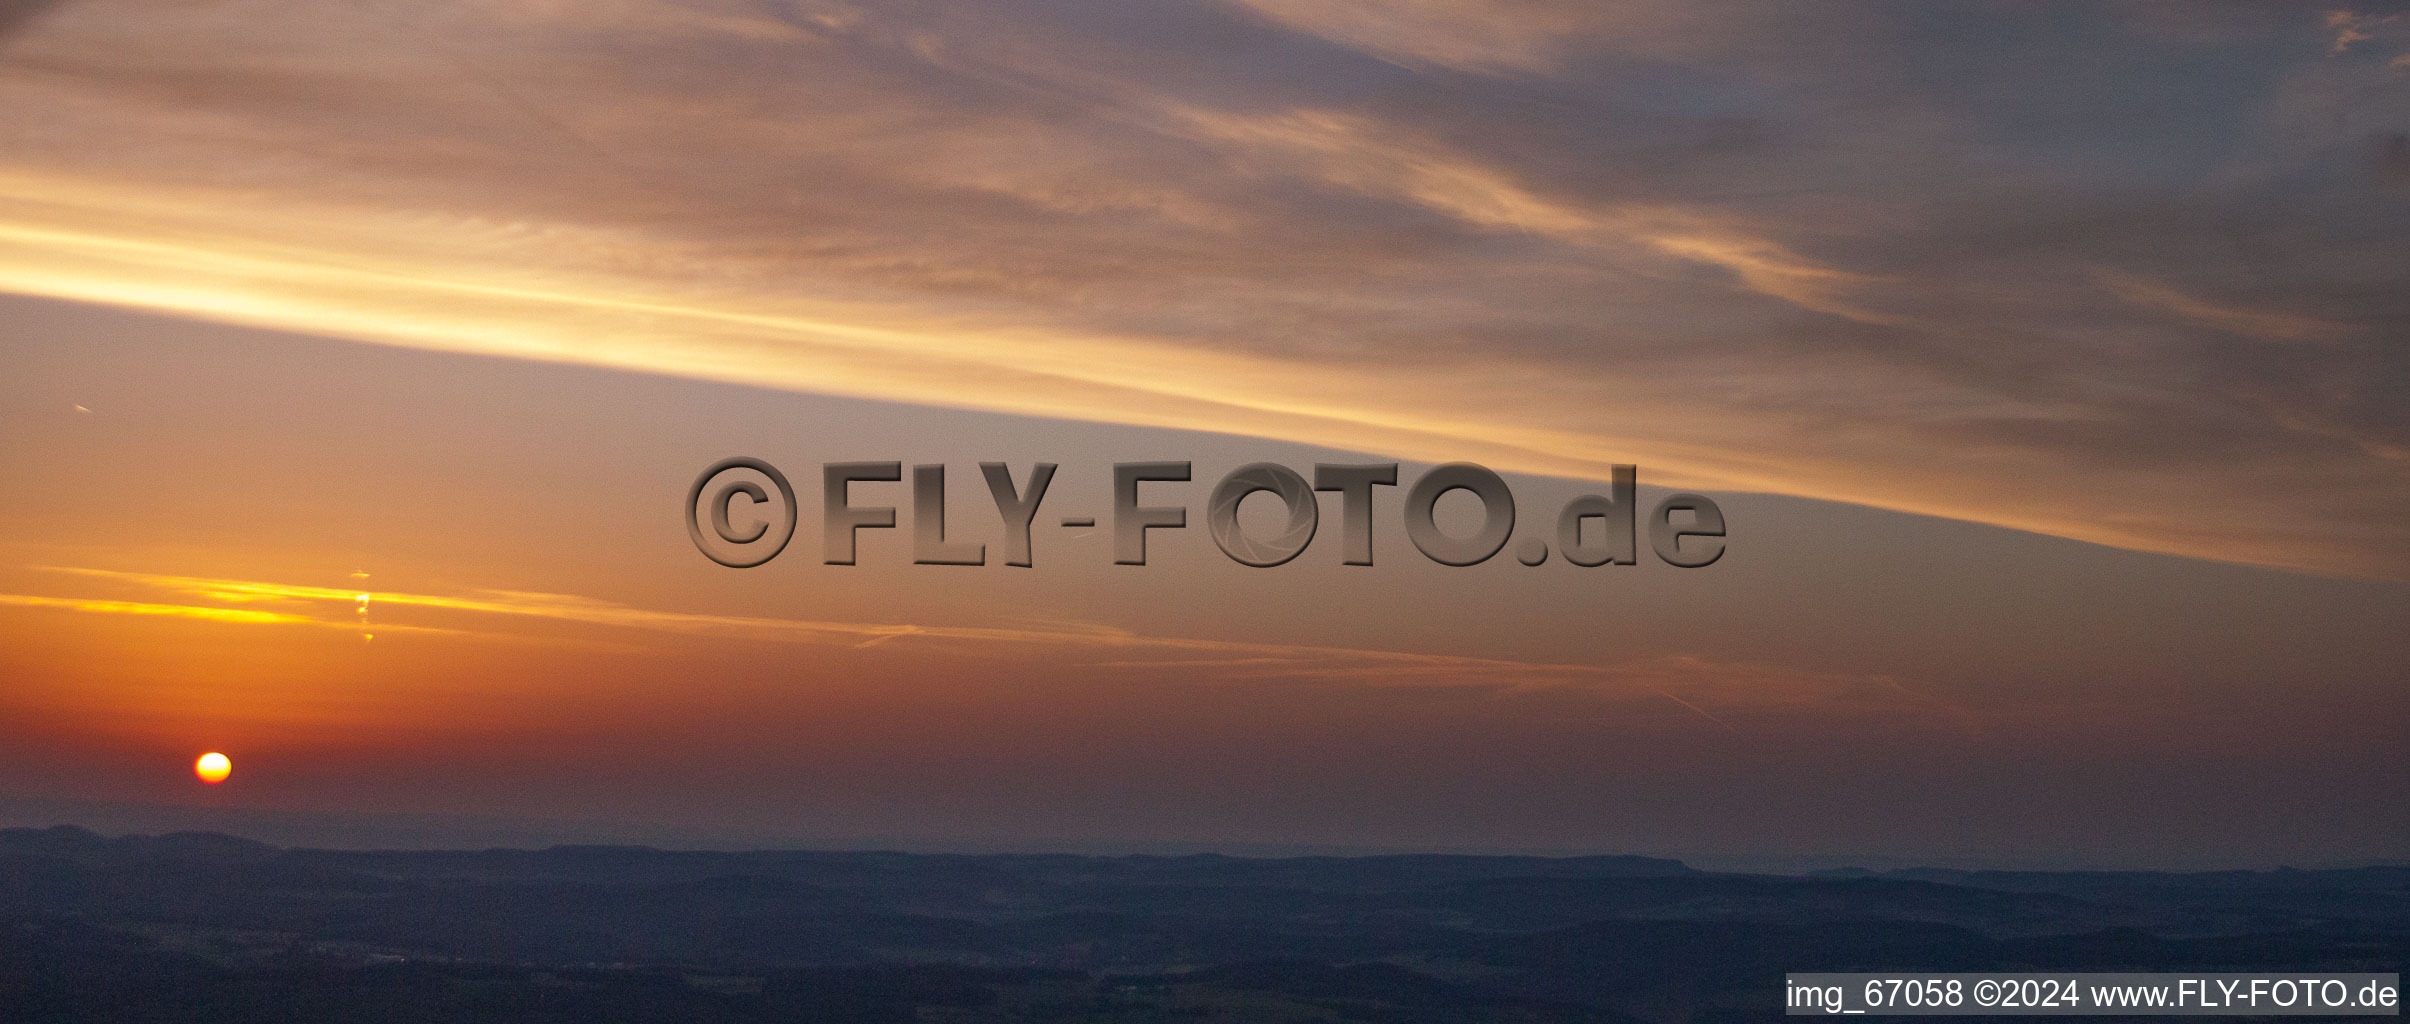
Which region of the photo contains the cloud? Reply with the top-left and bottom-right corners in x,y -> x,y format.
1222,0 -> 1605,73
1160,104 -> 1903,323
2092,269 -> 2352,343
35,565 -> 1618,665
15,565 -> 1981,727
0,593 -> 315,625
0,0 -> 2404,577
2326,9 -> 2401,54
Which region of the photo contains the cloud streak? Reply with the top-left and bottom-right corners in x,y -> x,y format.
2092,269 -> 2351,343
14,566 -> 1975,728
0,593 -> 315,625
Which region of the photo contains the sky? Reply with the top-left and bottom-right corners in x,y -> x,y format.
0,0 -> 2406,869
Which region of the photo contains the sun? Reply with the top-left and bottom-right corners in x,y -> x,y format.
194,752 -> 232,784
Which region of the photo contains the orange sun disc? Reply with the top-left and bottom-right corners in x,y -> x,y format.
194,752 -> 231,784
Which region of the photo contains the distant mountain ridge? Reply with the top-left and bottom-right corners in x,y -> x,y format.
0,823 -> 280,864
3,824 -> 2405,1023
0,823 -> 1696,884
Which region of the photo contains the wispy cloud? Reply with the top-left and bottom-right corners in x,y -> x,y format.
0,593 -> 315,625
2327,10 -> 2402,54
32,566 -> 1619,675
14,566 -> 1973,727
1223,0 -> 1604,73
2093,269 -> 2351,343
1163,105 -> 1904,324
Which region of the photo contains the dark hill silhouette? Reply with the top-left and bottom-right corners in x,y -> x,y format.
2,827 -> 2403,1022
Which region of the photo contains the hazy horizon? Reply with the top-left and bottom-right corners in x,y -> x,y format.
14,797 -> 2410,877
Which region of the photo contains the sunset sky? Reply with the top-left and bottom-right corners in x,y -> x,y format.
2,0 -> 2406,869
